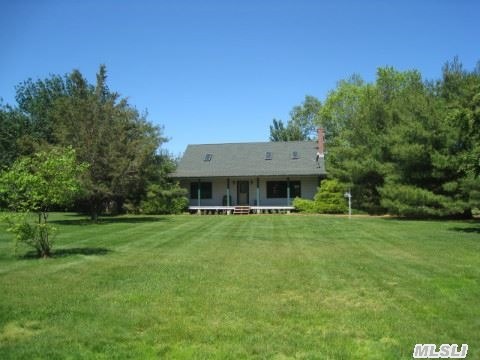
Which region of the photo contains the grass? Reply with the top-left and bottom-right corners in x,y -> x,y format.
0,213 -> 479,359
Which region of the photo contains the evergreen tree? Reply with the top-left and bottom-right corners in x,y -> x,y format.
319,59 -> 480,217
10,65 -> 169,219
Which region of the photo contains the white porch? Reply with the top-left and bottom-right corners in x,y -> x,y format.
180,176 -> 321,208
188,205 -> 295,215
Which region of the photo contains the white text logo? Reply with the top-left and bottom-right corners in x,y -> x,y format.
413,344 -> 468,358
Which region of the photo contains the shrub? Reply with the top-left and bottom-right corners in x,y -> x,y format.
292,198 -> 316,213
379,184 -> 467,218
293,179 -> 347,214
3,214 -> 57,257
314,179 -> 348,214
139,183 -> 188,215
0,147 -> 86,258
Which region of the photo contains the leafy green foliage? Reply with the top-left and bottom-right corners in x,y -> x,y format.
122,153 -> 188,215
3,214 -> 57,257
291,197 -> 316,213
8,65 -> 171,220
0,104 -> 30,169
293,179 -> 347,214
269,119 -> 303,141
379,184 -> 461,218
318,59 -> 480,217
314,179 -> 348,214
0,147 -> 86,257
270,95 -> 321,141
0,147 -> 86,213
139,183 -> 188,214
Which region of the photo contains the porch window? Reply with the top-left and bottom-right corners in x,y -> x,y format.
190,182 -> 212,199
267,181 -> 301,198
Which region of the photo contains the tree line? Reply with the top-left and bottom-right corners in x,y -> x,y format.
0,65 -> 187,221
270,58 -> 480,218
1,59 -> 479,220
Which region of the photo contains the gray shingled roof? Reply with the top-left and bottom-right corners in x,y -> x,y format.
172,141 -> 326,178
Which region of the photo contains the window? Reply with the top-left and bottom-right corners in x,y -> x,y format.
291,151 -> 299,160
267,181 -> 287,198
204,153 -> 213,161
265,151 -> 272,160
266,181 -> 301,198
190,182 -> 212,199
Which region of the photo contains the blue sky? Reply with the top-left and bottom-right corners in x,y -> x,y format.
1,0 -> 479,156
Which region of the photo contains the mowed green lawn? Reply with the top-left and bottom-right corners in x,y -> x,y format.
0,214 -> 479,359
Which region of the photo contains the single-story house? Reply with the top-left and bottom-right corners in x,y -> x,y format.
172,129 -> 327,213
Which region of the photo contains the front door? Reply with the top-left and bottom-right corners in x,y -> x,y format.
237,181 -> 249,205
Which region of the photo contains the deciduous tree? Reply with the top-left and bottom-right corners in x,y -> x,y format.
0,147 -> 86,257
12,65 -> 167,220
269,95 -> 321,141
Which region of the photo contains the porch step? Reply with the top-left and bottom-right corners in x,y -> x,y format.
233,206 -> 250,215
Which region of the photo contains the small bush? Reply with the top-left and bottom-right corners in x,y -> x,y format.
314,179 -> 348,214
293,179 -> 347,214
292,198 -> 317,213
3,213 -> 57,258
0,147 -> 85,257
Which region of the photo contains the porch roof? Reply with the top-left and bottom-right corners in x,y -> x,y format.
172,141 -> 326,178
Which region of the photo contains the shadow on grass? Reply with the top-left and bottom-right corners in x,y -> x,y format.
449,226 -> 480,234
51,215 -> 170,226
382,216 -> 468,222
21,247 -> 111,259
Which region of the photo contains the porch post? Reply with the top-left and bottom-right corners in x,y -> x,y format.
287,177 -> 291,206
226,178 -> 230,207
197,179 -> 201,207
256,178 -> 260,207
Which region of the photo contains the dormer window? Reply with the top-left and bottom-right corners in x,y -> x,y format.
265,151 -> 272,160
204,153 -> 213,161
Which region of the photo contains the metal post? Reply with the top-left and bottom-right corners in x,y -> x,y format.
197,179 -> 201,207
348,194 -> 351,219
256,178 -> 260,207
226,178 -> 230,207
344,190 -> 352,219
287,178 -> 290,206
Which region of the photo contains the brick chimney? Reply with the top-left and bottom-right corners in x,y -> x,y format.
317,128 -> 325,156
